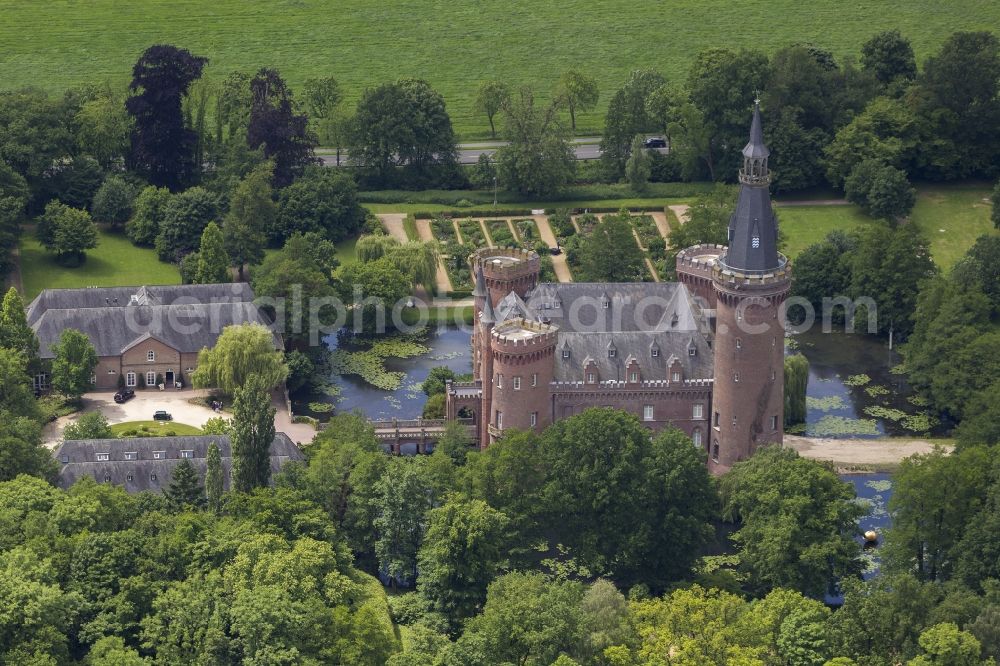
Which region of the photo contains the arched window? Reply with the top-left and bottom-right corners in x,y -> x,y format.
692,428 -> 702,447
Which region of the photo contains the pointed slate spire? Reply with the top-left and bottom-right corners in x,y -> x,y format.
481,296 -> 495,325
724,102 -> 780,272
473,263 -> 487,298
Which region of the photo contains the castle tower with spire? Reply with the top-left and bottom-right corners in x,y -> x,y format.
708,102 -> 791,473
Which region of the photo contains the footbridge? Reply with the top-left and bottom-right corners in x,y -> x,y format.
370,417 -> 476,454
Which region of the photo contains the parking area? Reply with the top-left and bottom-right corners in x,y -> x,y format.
43,389 -> 220,446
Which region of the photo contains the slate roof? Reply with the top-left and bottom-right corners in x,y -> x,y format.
508,282 -> 714,382
27,284 -> 278,358
53,433 -> 303,492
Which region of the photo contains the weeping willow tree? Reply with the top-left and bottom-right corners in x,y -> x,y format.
784,353 -> 809,426
356,235 -> 438,288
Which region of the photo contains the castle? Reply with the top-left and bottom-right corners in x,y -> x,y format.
445,103 -> 791,473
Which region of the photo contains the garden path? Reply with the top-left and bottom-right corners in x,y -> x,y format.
414,218 -> 454,294
668,204 -> 690,226
479,219 -> 494,247
378,214 -> 409,243
650,211 -> 671,240
533,216 -> 573,283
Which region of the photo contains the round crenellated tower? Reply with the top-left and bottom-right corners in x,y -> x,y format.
484,317 -> 558,447
675,244 -> 726,308
472,247 -> 540,309
708,101 -> 791,474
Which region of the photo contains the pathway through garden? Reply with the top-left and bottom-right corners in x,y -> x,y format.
378,213 -> 409,243
650,211 -> 671,240
533,216 -> 573,283
667,204 -> 690,226
413,218 -> 454,294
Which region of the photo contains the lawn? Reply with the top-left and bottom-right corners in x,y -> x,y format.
909,183 -> 996,269
19,229 -> 180,300
110,421 -> 204,437
775,184 -> 996,267
1,0 -> 994,139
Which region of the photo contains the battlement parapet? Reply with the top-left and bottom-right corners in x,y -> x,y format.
549,377 -> 714,390
473,247 -> 540,278
713,252 -> 792,290
490,317 -> 559,350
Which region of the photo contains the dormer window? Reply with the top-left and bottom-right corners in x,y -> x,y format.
180,450 -> 194,459
153,451 -> 164,460
672,371 -> 681,382
629,371 -> 639,383
562,349 -> 570,359
608,349 -> 616,358
147,350 -> 155,362
587,373 -> 596,384
126,474 -> 133,482
124,452 -> 136,460
670,314 -> 678,327
689,347 -> 696,356
651,348 -> 659,357
602,299 -> 609,309
97,453 -> 109,461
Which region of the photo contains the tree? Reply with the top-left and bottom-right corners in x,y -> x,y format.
302,76 -> 342,130
0,347 -> 40,421
555,71 -> 599,131
824,96 -> 921,188
86,636 -> 149,666
784,353 -> 809,426
908,623 -> 984,666
125,44 -> 208,190
422,366 -> 457,396
601,69 -> 666,178
375,457 -> 434,587
417,498 -> 510,624
884,446 -> 993,583
165,459 -> 206,510
194,221 -> 230,284
63,412 -> 113,440
475,80 -> 510,138
577,209 -> 645,282
348,78 -> 458,187
192,323 -> 288,394
275,167 -> 364,243
0,417 -> 57,482
0,287 -> 39,366
205,441 -> 224,513
247,68 -> 317,187
125,185 -> 171,246
74,90 -> 132,169
992,180 -> 1000,230
539,411 -> 716,587
154,186 -> 217,262
844,159 -> 916,220
790,230 -> 856,318
37,200 -> 98,264
0,90 -> 75,195
665,184 -> 734,270
337,257 -> 411,332
230,374 -> 276,492
862,29 -> 917,86
50,328 -> 98,398
422,393 -> 446,419
223,161 -> 273,279
719,446 -> 864,596
459,572 -> 585,665
90,175 -> 137,229
625,135 -> 651,193
493,88 -> 575,196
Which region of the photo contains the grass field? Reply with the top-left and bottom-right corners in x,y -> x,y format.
19,229 -> 180,300
110,421 -> 204,437
2,1 -> 996,139
775,184 -> 997,267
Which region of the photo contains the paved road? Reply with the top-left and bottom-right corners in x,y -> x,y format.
318,137 -> 667,166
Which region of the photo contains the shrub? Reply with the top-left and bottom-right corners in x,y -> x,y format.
164,430 -> 176,436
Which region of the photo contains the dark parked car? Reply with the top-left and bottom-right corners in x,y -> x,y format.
153,410 -> 173,421
550,246 -> 562,256
113,388 -> 135,404
644,137 -> 667,148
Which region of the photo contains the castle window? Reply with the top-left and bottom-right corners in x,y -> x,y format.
496,411 -> 503,428
107,368 -> 115,374
692,429 -> 702,447
126,372 -> 136,387
513,376 -> 521,391
693,404 -> 703,419
771,415 -> 778,431
771,370 -> 776,381
530,412 -> 537,427
180,450 -> 193,459
126,474 -> 133,482
124,452 -> 136,460
147,350 -> 155,362
602,298 -> 609,309
671,371 -> 681,382
714,412 -> 720,427
643,405 -> 654,421
90,374 -> 97,384
734,372 -> 740,383
689,347 -> 696,356
531,373 -> 537,387
150,473 -> 157,481
153,451 -> 164,460
772,337 -> 776,347
496,374 -> 502,388
104,475 -> 111,482
735,338 -> 742,350
732,415 -> 737,427
587,372 -> 596,384
712,440 -> 720,461
96,453 -> 109,461
651,348 -> 659,357
562,349 -> 570,359
629,371 -> 639,383
608,349 -> 616,358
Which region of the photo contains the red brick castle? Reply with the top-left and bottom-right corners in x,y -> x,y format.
446,103 -> 791,473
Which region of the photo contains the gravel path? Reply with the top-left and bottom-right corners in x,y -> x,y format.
378,213 -> 409,243
650,211 -> 671,240
667,204 -> 690,226
414,218 -> 454,294
785,435 -> 952,468
533,216 -> 573,283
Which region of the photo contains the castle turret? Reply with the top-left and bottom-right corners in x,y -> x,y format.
709,102 -> 791,474
485,317 -> 558,447
474,247 -> 540,309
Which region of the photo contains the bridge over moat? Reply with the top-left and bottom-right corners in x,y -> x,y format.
367,417 -> 476,454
